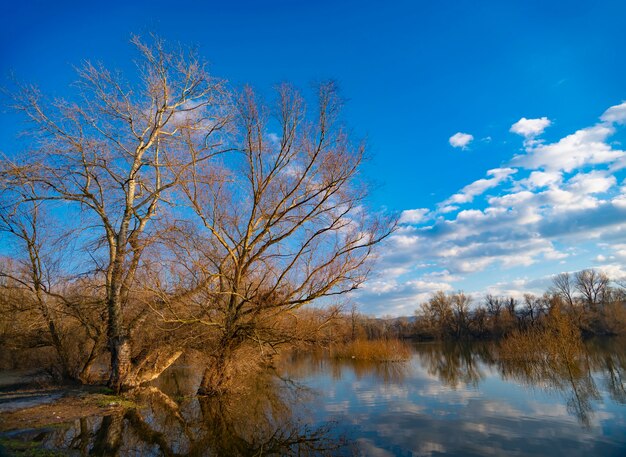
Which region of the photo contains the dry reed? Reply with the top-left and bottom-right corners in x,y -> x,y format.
331,339 -> 412,362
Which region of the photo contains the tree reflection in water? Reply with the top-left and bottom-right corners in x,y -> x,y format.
586,336 -> 626,405
413,335 -> 625,428
280,350 -> 410,385
10,370 -> 348,456
496,308 -> 603,428
5,337 -> 625,454
414,342 -> 490,388
497,345 -> 600,428
409,336 -> 624,429
277,338 -> 623,430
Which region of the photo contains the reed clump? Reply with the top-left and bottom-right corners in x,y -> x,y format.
331,339 -> 412,362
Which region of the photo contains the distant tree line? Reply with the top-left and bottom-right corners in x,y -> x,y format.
296,269 -> 626,344
411,269 -> 626,340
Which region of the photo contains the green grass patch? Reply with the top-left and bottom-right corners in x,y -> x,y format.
94,386 -> 115,395
91,394 -> 137,409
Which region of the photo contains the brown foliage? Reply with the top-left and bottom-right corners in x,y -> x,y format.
330,338 -> 411,362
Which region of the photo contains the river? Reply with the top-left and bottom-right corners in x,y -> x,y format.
1,338 -> 625,456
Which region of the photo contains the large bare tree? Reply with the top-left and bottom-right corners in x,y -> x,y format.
153,83 -> 393,394
4,36 -> 232,391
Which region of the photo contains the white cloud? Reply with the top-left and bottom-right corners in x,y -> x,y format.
567,171 -> 616,195
399,208 -> 429,224
601,243 -> 626,261
510,117 -> 551,138
169,99 -> 217,132
443,168 -> 516,206
267,132 -> 281,144
439,205 -> 459,213
355,100 -> 626,316
449,132 -> 474,149
422,269 -> 462,282
595,263 -> 626,281
355,276 -> 454,316
484,276 -> 554,299
453,257 -> 495,273
521,171 -> 562,189
612,195 -> 626,208
600,101 -> 626,124
514,124 -> 625,172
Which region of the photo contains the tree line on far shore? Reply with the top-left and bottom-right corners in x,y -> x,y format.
357,269 -> 626,341
269,268 -> 626,345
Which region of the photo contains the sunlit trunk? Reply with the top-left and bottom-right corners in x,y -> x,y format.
131,350 -> 183,385
107,241 -> 132,392
109,334 -> 132,392
198,343 -> 233,396
107,278 -> 132,392
198,358 -> 229,396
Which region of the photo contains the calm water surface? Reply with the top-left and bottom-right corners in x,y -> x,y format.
280,339 -> 626,456
2,339 -> 625,456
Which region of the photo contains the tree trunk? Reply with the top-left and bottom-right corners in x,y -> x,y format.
108,286 -> 131,392
109,335 -> 132,392
78,337 -> 103,384
33,286 -> 73,381
41,309 -> 72,381
198,352 -> 231,396
107,259 -> 133,392
131,350 -> 183,385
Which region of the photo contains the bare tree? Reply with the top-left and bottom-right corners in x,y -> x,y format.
154,83 -> 393,394
575,269 -> 609,310
451,292 -> 471,338
5,36 -> 232,391
421,291 -> 454,338
551,272 -> 576,309
0,179 -> 107,381
0,181 -> 71,378
523,293 -> 539,326
350,303 -> 360,341
484,294 -> 503,319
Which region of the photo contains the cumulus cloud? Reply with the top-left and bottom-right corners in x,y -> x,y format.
449,132 -> 474,149
439,205 -> 459,214
595,263 -> 626,281
354,100 -> 626,317
567,171 -> 616,195
442,168 -> 516,206
519,171 -> 562,190
600,101 -> 626,124
510,117 -> 551,138
513,124 -> 625,172
399,208 -> 429,224
484,276 -> 553,300
354,276 -> 454,316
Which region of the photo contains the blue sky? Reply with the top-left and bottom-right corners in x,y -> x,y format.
2,0 -> 626,315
